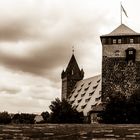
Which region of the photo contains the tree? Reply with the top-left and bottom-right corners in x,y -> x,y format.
99,90 -> 140,124
0,112 -> 11,124
12,113 -> 35,124
127,90 -> 140,123
41,111 -> 49,122
49,98 -> 84,123
99,92 -> 128,124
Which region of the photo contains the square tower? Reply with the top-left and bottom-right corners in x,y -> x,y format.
101,24 -> 140,102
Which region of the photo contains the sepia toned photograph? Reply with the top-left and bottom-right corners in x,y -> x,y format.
0,0 -> 140,139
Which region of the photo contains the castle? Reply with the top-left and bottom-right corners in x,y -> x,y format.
61,24 -> 140,123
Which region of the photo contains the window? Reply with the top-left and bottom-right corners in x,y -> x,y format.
95,96 -> 101,101
89,91 -> 94,96
81,104 -> 87,109
118,39 -> 121,44
129,51 -> 133,55
93,85 -> 98,90
88,82 -> 91,85
81,84 -> 84,87
81,93 -> 86,97
113,39 -> 116,44
74,94 -> 78,98
84,87 -> 89,91
71,70 -> 74,75
130,38 -> 134,44
78,99 -> 82,103
91,103 -> 97,108
85,98 -> 91,102
77,88 -> 82,92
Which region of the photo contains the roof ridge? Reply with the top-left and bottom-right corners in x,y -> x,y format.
102,24 -> 140,36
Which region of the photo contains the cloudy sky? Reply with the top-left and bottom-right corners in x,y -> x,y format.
0,0 -> 139,113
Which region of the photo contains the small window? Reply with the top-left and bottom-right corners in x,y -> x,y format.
71,70 -> 74,75
84,87 -> 89,91
130,39 -> 134,44
129,51 -> 133,55
81,93 -> 86,97
91,103 -> 97,108
81,84 -> 84,87
85,98 -> 91,102
74,94 -> 78,98
78,88 -> 82,92
81,104 -> 87,109
89,91 -> 94,96
118,39 -> 121,44
95,96 -> 101,101
93,85 -> 98,90
77,99 -> 82,103
88,82 -> 91,85
113,39 -> 116,44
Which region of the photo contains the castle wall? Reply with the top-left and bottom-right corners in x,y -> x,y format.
102,55 -> 140,102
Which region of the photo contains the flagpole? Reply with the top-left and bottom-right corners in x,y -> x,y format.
120,1 -> 122,25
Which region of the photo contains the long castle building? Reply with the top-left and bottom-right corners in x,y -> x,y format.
61,24 -> 140,123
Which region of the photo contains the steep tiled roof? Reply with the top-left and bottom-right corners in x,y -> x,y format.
69,75 -> 101,116
102,24 -> 140,37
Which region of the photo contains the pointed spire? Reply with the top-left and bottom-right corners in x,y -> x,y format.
72,45 -> 75,54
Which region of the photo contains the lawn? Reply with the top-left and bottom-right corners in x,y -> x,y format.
0,124 -> 140,139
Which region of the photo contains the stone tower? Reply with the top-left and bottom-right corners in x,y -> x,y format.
61,54 -> 84,100
100,24 -> 140,102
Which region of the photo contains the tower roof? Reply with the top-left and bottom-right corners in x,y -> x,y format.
102,24 -> 140,37
66,54 -> 80,72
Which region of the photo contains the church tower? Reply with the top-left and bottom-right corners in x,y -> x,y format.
61,54 -> 84,100
101,24 -> 140,102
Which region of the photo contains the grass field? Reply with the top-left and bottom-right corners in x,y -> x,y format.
0,124 -> 140,139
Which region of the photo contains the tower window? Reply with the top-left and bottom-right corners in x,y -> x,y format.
130,38 -> 134,44
113,39 -> 116,44
129,51 -> 133,55
125,48 -> 136,63
118,39 -> 121,44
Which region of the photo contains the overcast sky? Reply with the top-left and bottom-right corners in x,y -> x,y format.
0,0 -> 140,113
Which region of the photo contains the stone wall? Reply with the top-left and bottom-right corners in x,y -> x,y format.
102,56 -> 140,101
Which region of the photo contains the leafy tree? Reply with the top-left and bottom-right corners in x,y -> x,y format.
127,90 -> 140,123
99,92 -> 128,124
12,113 -> 35,124
0,111 -> 11,124
99,90 -> 140,124
49,98 -> 84,123
41,111 -> 49,122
